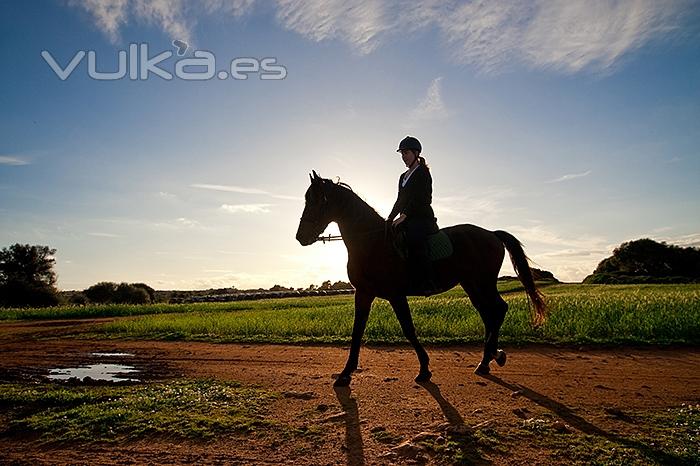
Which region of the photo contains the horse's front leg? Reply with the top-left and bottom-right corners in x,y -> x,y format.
389,295 -> 431,382
334,290 -> 374,387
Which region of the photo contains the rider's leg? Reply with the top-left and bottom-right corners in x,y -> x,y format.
405,221 -> 432,292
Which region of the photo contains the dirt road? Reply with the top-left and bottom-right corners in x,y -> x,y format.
1,319 -> 698,465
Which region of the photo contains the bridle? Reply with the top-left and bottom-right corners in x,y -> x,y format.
300,191 -> 337,242
299,186 -> 388,244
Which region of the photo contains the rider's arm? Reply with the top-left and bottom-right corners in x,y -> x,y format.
387,174 -> 405,221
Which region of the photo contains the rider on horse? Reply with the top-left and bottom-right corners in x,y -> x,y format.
387,136 -> 439,293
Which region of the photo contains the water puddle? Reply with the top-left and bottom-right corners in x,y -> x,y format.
91,352 -> 134,358
48,364 -> 140,382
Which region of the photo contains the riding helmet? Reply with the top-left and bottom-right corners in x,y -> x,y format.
397,136 -> 422,154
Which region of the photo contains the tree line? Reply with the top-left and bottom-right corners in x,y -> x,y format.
0,243 -> 354,307
3,238 -> 698,307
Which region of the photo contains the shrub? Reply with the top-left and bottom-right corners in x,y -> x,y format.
113,283 -> 150,304
84,282 -> 118,304
68,292 -> 90,305
0,281 -> 60,308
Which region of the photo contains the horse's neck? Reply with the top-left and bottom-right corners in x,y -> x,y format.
334,191 -> 385,253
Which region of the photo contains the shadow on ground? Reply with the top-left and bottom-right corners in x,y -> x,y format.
481,373 -> 685,464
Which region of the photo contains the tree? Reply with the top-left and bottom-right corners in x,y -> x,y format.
131,282 -> 155,302
114,283 -> 150,304
84,282 -> 117,304
319,280 -> 332,290
84,281 -> 153,304
0,244 -> 60,307
330,280 -> 353,290
584,238 -> 700,284
531,268 -> 559,282
269,284 -> 292,292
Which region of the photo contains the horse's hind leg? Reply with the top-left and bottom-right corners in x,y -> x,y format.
462,283 -> 508,375
389,295 -> 431,382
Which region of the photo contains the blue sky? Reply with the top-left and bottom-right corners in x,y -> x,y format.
1,0 -> 699,290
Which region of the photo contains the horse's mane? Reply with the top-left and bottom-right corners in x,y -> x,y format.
324,178 -> 384,222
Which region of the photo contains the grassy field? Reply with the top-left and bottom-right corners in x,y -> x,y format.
424,404 -> 700,465
0,379 -> 321,443
2,379 -> 696,465
2,282 -> 697,346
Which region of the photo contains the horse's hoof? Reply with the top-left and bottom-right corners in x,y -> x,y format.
495,349 -> 507,367
333,375 -> 351,387
474,363 -> 490,375
415,370 -> 432,382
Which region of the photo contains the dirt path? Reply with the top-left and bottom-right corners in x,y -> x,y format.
1,319 -> 699,465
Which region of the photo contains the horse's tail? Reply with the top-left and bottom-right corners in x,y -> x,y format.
493,230 -> 547,326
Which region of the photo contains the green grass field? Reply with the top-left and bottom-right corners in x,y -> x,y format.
0,379 -> 303,443
2,282 -> 698,346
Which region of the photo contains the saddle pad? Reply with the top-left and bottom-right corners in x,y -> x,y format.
427,230 -> 453,261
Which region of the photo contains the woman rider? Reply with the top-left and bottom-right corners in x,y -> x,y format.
387,136 -> 439,292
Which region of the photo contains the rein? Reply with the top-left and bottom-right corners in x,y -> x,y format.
315,225 -> 388,243
304,180 -> 391,244
317,234 -> 343,243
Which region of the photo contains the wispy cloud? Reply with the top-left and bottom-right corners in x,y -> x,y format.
0,155 -> 30,166
438,0 -> 689,73
656,232 -> 700,248
88,231 -> 121,238
191,183 -> 302,201
175,217 -> 200,227
69,1 -> 690,74
70,0 -> 129,44
221,203 -> 272,214
520,0 -> 686,74
409,77 -> 448,121
546,170 -> 592,183
507,223 -> 608,250
503,223 -> 612,282
133,0 -> 191,42
191,183 -> 268,195
433,187 -> 516,222
157,191 -> 178,200
275,0 -> 389,55
202,0 -> 255,17
73,0 -> 193,44
273,0 -> 690,72
150,217 -> 207,230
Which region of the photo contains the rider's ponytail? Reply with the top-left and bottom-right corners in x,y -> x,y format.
418,155 -> 429,170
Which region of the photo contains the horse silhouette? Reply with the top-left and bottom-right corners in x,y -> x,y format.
296,171 -> 546,386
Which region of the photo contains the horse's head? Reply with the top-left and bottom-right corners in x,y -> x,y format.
296,170 -> 336,246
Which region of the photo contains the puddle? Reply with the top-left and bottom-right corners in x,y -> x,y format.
48,364 -> 140,382
91,352 -> 134,357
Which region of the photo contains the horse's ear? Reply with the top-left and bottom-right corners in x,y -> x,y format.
309,173 -> 314,184
312,170 -> 320,180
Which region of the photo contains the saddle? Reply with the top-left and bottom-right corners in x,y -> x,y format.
392,228 -> 454,262
391,228 -> 454,296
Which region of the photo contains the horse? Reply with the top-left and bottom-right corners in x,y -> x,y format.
296,171 -> 546,387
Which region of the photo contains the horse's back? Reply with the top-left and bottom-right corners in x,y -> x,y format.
439,224 -> 506,278
441,223 -> 501,247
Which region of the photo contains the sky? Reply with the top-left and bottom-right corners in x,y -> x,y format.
1,0 -> 699,290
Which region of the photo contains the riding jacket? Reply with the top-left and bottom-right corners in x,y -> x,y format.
388,162 -> 437,227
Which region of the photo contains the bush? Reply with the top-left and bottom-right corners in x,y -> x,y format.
114,283 -> 150,304
68,292 -> 89,305
84,282 -> 118,304
131,283 -> 155,302
0,281 -> 60,308
83,282 -> 152,304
